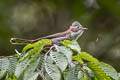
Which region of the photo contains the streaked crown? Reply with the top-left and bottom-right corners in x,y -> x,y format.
71,21 -> 83,28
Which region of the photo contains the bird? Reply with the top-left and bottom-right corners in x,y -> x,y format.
10,21 -> 87,44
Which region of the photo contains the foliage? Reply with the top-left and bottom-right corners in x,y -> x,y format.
0,39 -> 119,80
1,0 -> 120,73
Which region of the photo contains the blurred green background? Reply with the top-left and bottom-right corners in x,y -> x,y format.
0,0 -> 120,71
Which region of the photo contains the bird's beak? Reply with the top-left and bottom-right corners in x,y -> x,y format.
82,27 -> 88,30
79,27 -> 88,30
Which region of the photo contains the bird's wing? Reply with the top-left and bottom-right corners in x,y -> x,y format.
10,31 -> 67,44
32,31 -> 66,42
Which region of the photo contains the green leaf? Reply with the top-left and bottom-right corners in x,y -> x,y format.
87,62 -> 112,80
74,66 -> 81,80
61,40 -> 81,53
65,66 -> 81,80
0,58 -> 10,79
80,52 -> 99,63
37,54 -> 44,69
45,73 -> 52,80
80,77 -> 88,80
28,47 -> 43,64
23,57 -> 40,80
50,50 -> 68,72
22,39 -> 51,53
77,71 -> 88,80
19,45 -> 43,63
65,67 -> 74,80
72,55 -> 84,64
5,74 -> 17,80
45,57 -> 61,80
83,65 -> 94,78
78,71 -> 84,79
73,52 -> 99,64
57,46 -> 73,64
15,59 -> 29,78
19,39 -> 51,62
28,72 -> 39,80
100,62 -> 119,80
22,44 -> 34,53
7,57 -> 17,77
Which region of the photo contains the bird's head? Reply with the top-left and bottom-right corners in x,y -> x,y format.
69,21 -> 88,40
70,21 -> 87,32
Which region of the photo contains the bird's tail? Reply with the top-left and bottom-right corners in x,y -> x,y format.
10,38 -> 34,45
